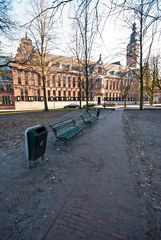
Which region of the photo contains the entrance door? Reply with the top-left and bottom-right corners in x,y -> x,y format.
97,97 -> 101,105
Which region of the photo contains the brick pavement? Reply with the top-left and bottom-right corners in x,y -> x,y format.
42,110 -> 147,240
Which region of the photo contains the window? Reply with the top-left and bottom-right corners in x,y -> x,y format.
73,77 -> 76,87
73,91 -> 75,97
110,81 -> 112,90
116,81 -> 118,90
2,95 -> 11,105
52,75 -> 55,87
21,88 -> 24,96
48,90 -> 50,97
68,76 -> 71,87
98,66 -> 102,74
53,90 -> 56,96
6,84 -> 12,92
34,89 -> 37,97
109,71 -> 115,75
58,90 -> 61,96
113,81 -> 115,90
24,71 -> 28,85
31,72 -> 34,85
58,75 -> 61,87
16,96 -> 21,101
68,91 -> 71,97
106,81 -> 108,89
63,76 -> 66,87
38,74 -> 41,86
28,96 -> 33,101
25,87 -> 28,95
63,91 -> 66,96
25,87 -> 28,101
0,84 -> 3,91
47,76 -> 50,87
18,71 -> 21,84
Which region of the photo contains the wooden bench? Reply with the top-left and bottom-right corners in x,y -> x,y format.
80,111 -> 97,125
49,119 -> 84,143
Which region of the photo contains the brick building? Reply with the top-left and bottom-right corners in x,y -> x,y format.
0,56 -> 15,109
12,35 -> 92,110
11,35 -> 138,110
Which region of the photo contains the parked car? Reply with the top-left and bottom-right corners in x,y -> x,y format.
64,103 -> 80,109
83,103 -> 96,108
102,102 -> 116,108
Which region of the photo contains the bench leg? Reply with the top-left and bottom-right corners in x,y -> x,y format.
53,139 -> 63,146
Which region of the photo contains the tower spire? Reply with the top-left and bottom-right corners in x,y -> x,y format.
130,22 -> 137,44
99,54 -> 102,62
126,23 -> 139,68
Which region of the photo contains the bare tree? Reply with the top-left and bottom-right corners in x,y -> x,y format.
0,0 -> 16,37
68,21 -> 85,109
25,0 -> 102,23
27,0 -> 58,111
69,0 -> 102,111
0,0 -> 17,69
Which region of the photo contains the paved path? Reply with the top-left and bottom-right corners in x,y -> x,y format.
42,110 -> 146,240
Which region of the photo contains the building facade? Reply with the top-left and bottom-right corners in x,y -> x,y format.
10,35 -> 138,110
0,56 -> 15,109
2,28 -> 160,110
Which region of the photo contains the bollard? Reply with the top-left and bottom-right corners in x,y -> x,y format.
96,108 -> 100,118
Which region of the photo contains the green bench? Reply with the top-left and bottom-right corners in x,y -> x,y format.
80,111 -> 97,125
49,119 -> 84,143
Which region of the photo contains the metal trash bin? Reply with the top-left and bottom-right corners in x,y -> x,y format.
25,125 -> 48,168
96,108 -> 100,118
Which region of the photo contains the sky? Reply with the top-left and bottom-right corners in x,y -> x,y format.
1,0 -> 161,66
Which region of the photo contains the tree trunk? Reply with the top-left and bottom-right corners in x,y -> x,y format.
42,74 -> 48,111
124,98 -> 127,108
85,0 -> 89,112
139,0 -> 144,110
85,73 -> 89,112
78,74 -> 82,109
150,95 -> 154,106
79,91 -> 82,110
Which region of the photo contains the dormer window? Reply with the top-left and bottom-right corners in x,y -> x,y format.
98,66 -> 102,74
23,43 -> 28,48
109,71 -> 115,75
